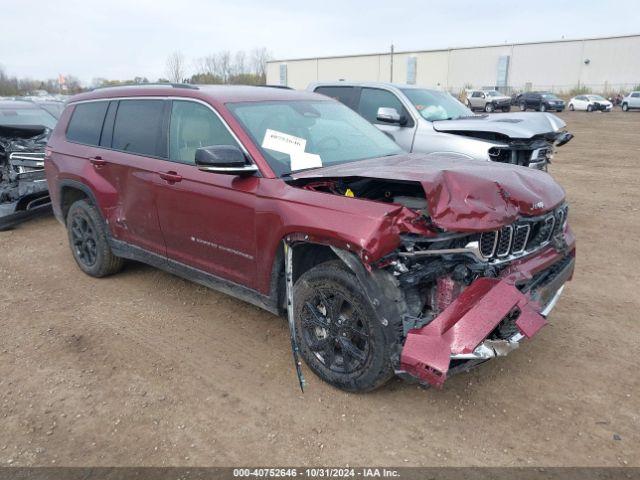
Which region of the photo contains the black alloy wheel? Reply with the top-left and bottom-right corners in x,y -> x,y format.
70,213 -> 98,267
300,289 -> 371,375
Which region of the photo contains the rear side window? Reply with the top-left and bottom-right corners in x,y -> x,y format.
314,87 -> 356,108
66,102 -> 109,145
631,93 -> 640,98
112,100 -> 166,157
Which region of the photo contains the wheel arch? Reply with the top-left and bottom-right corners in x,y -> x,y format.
58,179 -> 100,223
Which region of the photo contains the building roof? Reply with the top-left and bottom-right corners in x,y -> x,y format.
268,33 -> 640,63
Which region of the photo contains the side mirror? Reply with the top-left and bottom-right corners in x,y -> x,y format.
481,93 -> 486,99
195,145 -> 258,176
376,107 -> 407,126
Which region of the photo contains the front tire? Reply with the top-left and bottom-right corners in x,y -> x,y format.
66,199 -> 124,277
540,103 -> 547,112
293,261 -> 394,392
569,104 -> 574,111
587,104 -> 593,112
519,102 -> 527,111
501,106 -> 511,112
622,103 -> 629,111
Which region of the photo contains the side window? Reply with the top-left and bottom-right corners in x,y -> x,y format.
66,102 -> 109,145
358,88 -> 411,126
631,93 -> 640,98
169,100 -> 239,164
471,91 -> 482,98
314,87 -> 356,108
112,100 -> 166,157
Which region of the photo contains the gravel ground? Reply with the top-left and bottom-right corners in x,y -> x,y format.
0,110 -> 638,467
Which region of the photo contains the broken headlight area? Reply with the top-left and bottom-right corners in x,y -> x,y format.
0,125 -> 51,228
376,204 -> 572,388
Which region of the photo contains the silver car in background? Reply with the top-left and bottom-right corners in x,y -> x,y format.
622,91 -> 640,111
466,89 -> 512,112
308,82 -> 573,170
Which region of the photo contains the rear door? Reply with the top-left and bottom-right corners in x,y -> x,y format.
153,99 -> 258,287
355,87 -> 416,151
98,99 -> 169,255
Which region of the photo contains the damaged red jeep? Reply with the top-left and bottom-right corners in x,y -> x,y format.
45,85 -> 575,392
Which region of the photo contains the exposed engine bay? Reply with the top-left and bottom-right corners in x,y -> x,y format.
0,125 -> 51,229
290,173 -> 575,386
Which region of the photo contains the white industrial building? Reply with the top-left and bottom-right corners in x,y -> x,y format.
267,34 -> 640,94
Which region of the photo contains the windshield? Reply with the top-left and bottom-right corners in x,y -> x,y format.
227,100 -> 403,177
0,105 -> 57,129
587,95 -> 606,101
485,91 -> 501,97
401,89 -> 473,121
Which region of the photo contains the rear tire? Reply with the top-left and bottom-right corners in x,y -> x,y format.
485,102 -> 495,113
293,261 -> 394,392
466,99 -> 473,110
569,104 -> 575,111
540,103 -> 547,112
66,199 -> 124,278
519,102 -> 526,111
587,104 -> 593,112
501,106 -> 511,112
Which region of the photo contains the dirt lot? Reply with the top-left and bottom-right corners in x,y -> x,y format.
0,110 -> 639,467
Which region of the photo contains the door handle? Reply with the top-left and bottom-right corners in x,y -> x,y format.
90,155 -> 107,167
158,171 -> 183,183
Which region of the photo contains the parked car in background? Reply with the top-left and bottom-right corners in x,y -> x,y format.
466,89 -> 511,112
518,92 -> 565,112
0,100 -> 58,229
621,91 -> 640,111
568,95 -> 612,112
309,82 -> 572,170
45,84 -> 575,392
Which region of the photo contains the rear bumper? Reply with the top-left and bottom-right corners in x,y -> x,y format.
399,238 -> 575,388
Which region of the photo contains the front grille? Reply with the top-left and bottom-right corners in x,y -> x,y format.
478,205 -> 568,262
496,226 -> 513,257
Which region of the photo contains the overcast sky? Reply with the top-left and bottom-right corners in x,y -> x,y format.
2,0 -> 639,84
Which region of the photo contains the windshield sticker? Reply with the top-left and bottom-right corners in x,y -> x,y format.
262,129 -> 306,155
290,151 -> 322,171
261,129 -> 323,171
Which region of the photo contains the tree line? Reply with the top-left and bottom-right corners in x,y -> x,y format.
166,47 -> 272,85
0,47 -> 272,96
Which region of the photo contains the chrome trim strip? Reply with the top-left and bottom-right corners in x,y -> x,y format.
540,285 -> 565,317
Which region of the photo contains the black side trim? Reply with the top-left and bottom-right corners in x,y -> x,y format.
109,238 -> 279,316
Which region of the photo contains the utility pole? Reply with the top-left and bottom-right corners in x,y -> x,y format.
390,44 -> 394,82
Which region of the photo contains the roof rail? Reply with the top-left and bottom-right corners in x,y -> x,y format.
90,83 -> 199,91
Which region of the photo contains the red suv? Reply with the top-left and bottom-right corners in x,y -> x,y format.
45,84 -> 575,392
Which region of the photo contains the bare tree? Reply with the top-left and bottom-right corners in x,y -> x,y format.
166,51 -> 186,83
250,47 -> 272,79
234,51 -> 247,76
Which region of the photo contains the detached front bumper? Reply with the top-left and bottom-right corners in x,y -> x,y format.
399,242 -> 575,388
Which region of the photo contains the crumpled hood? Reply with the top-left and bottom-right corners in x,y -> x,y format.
432,112 -> 566,139
292,153 -> 565,231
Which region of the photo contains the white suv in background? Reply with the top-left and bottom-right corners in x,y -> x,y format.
622,92 -> 640,111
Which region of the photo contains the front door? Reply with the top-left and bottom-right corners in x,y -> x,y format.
154,99 -> 258,288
